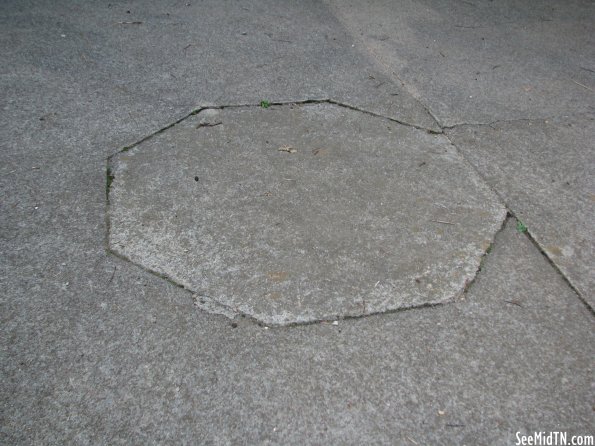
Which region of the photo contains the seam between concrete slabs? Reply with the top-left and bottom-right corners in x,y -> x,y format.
103,100 -> 589,326
441,130 -> 594,315
442,110 -> 595,130
104,97 -> 446,162
513,221 -> 595,317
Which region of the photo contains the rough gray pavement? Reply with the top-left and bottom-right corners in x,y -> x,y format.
329,0 -> 595,312
108,103 -> 504,325
447,113 -> 595,307
327,0 -> 595,126
1,0 -> 594,445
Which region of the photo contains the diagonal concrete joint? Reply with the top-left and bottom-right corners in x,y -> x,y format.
107,101 -> 506,326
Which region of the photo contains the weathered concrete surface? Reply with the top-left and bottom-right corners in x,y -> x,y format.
327,0 -> 595,308
1,0 -> 594,444
0,0 -> 439,143
4,217 -> 594,444
109,103 -> 505,324
447,113 -> 595,307
327,0 -> 595,126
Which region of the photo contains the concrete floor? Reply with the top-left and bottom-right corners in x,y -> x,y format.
1,1 -> 593,444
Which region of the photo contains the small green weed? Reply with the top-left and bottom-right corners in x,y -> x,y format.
516,220 -> 527,233
260,100 -> 270,108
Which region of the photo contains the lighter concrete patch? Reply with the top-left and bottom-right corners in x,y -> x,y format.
108,103 -> 505,325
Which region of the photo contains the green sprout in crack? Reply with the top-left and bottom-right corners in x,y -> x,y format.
516,220 -> 528,233
260,100 -> 271,108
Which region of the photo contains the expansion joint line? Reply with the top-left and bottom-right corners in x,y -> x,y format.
441,130 -> 593,316
103,98 -> 593,325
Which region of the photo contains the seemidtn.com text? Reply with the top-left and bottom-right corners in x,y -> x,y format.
515,432 -> 594,446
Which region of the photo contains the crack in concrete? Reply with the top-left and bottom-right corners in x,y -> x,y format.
323,6 -> 593,304
108,248 -> 189,292
108,237 -> 459,329
442,110 -> 594,130
105,97 -> 442,162
459,213 -> 509,298
326,99 -> 442,133
324,3 -> 444,130
103,98 -> 445,260
108,209 -> 586,327
104,98 -> 591,325
518,222 -> 595,317
441,132 -> 593,313
193,285 -> 453,330
103,100 -> 515,327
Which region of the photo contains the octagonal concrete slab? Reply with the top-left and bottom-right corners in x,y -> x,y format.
108,103 -> 505,325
